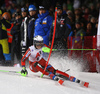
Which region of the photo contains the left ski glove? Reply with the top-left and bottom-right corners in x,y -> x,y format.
21,67 -> 28,76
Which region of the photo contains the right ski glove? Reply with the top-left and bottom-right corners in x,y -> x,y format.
21,67 -> 28,76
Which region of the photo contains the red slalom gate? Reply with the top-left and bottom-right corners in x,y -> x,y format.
41,7 -> 57,77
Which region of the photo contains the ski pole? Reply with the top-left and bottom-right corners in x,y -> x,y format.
64,69 -> 70,72
0,70 -> 27,77
0,70 -> 21,73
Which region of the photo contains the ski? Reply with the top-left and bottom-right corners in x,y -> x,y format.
68,76 -> 89,87
55,70 -> 89,88
59,79 -> 89,87
76,79 -> 89,88
58,79 -> 64,85
36,63 -> 89,87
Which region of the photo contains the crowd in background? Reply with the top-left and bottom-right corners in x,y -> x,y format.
0,0 -> 100,66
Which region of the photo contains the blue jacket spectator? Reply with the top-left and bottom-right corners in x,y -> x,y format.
34,5 -> 53,46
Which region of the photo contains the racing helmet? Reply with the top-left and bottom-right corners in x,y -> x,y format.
33,35 -> 44,46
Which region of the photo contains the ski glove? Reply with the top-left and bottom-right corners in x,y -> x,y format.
21,67 -> 28,76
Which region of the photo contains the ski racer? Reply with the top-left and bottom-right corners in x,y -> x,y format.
21,35 -> 59,80
21,35 -> 89,87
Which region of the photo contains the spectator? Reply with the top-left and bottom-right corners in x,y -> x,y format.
2,12 -> 13,54
90,4 -> 98,17
86,22 -> 94,36
11,12 -> 22,65
74,8 -> 81,16
74,9 -> 86,27
16,6 -> 21,13
69,21 -> 86,54
27,4 -> 38,46
66,0 -> 73,11
21,7 -> 28,19
90,17 -> 97,34
68,15 -> 75,30
34,4 -> 53,46
74,21 -> 86,37
74,8 -> 85,20
2,12 -> 11,21
49,6 -> 54,17
73,0 -> 81,9
11,12 -> 16,23
69,21 -> 86,40
0,44 -> 4,65
81,5 -> 86,14
20,7 -> 28,57
87,15 -> 92,23
96,2 -> 100,14
49,5 -> 71,49
25,2 -> 29,9
16,0 -> 25,6
21,5 -> 37,57
0,10 -> 12,66
62,3 -> 67,15
83,7 -> 90,21
7,1 -> 16,14
67,10 -> 73,17
90,17 -> 97,28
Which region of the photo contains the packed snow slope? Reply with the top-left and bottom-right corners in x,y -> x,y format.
0,66 -> 100,94
0,53 -> 100,94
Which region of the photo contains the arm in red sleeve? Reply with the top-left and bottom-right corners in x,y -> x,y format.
21,48 -> 31,67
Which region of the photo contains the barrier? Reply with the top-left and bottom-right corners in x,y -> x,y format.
67,35 -> 100,72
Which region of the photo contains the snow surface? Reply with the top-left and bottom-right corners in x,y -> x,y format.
0,67 -> 100,94
0,54 -> 100,94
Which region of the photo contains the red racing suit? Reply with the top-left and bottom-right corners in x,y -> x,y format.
21,45 -> 70,81
21,45 -> 55,75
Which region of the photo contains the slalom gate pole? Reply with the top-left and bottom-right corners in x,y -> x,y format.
42,47 -> 97,53
41,7 -> 57,78
53,49 -> 97,51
